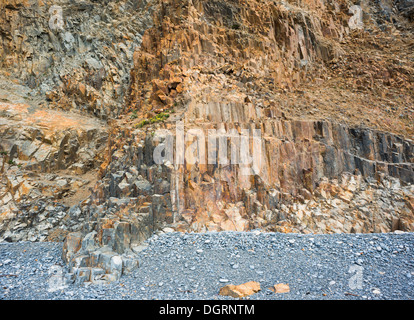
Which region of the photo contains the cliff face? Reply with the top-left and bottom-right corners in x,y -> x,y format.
0,0 -> 156,242
0,0 -> 413,283
128,0 -> 413,135
102,0 -> 414,234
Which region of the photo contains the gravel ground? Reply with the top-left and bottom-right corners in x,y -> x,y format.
1,231 -> 414,300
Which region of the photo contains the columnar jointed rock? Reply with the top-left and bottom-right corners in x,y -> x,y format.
0,0 -> 157,119
89,118 -> 414,235
56,3 -> 414,281
62,218 -> 145,285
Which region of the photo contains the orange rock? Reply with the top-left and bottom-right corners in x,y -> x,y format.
219,281 -> 261,298
270,283 -> 290,293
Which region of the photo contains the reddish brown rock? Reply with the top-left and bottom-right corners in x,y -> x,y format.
270,283 -> 290,294
219,281 -> 261,298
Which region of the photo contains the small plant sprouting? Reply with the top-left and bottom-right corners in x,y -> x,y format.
136,119 -> 149,128
130,110 -> 138,119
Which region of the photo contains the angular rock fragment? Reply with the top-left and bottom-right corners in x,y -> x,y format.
270,283 -> 290,294
62,232 -> 82,263
219,281 -> 261,298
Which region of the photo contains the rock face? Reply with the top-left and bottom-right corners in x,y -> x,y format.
396,0 -> 414,20
270,283 -> 290,294
89,117 -> 413,235
0,0 -> 155,119
0,77 -> 108,241
90,0 -> 413,236
62,230 -> 139,285
0,0 -> 413,284
0,101 -> 107,173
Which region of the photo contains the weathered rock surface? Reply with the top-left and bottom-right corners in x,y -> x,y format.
0,0 -> 156,119
62,225 -> 141,285
87,117 -> 413,236
396,0 -> 414,20
0,80 -> 107,242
